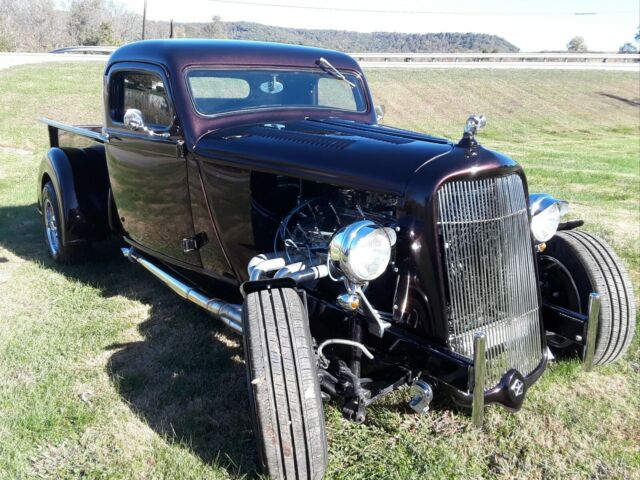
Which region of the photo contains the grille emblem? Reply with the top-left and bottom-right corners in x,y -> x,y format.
510,378 -> 525,398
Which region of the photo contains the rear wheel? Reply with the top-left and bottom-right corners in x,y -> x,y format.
242,287 -> 327,480
543,230 -> 636,365
41,181 -> 86,264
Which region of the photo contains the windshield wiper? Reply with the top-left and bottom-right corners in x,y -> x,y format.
316,57 -> 356,88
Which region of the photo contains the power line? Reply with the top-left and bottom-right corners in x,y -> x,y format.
207,0 -> 637,16
142,0 -> 148,40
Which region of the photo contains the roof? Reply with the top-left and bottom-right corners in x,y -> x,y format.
107,39 -> 362,73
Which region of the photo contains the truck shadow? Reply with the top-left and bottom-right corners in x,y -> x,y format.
0,203 -> 473,475
0,204 -> 258,477
598,92 -> 640,107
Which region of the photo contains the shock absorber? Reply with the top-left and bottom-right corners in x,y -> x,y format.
349,315 -> 364,379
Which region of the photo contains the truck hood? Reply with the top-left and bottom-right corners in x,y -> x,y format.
193,119 -> 454,195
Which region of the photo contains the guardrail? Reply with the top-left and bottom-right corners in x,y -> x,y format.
353,52 -> 640,71
49,46 -> 117,55
352,52 -> 640,63
49,47 -> 639,64
35,47 -> 640,71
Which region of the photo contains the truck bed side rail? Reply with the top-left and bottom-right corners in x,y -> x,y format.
39,117 -> 107,148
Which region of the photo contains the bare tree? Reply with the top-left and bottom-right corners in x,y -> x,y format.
107,0 -> 142,43
67,0 -> 106,45
0,0 -> 16,51
202,15 -> 227,39
0,0 -> 70,52
619,42 -> 638,54
112,11 -> 142,42
567,36 -> 587,52
20,0 -> 67,50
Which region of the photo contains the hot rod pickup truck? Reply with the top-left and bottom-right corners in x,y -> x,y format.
37,40 -> 635,480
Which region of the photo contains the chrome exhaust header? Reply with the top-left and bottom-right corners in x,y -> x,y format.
248,253 -> 329,284
121,247 -> 243,334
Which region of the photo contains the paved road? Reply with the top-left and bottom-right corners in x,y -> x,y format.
0,53 -> 109,70
1,53 -> 638,72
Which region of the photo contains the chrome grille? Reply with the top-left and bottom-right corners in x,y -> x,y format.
437,174 -> 543,390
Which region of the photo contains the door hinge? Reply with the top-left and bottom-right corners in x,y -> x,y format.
182,232 -> 208,252
176,140 -> 186,158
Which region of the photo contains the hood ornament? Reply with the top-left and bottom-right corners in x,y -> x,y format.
458,115 -> 486,147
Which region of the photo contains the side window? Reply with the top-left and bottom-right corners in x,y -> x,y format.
111,71 -> 172,128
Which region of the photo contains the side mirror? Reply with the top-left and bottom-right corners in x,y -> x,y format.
123,108 -> 170,138
375,104 -> 385,123
124,108 -> 145,131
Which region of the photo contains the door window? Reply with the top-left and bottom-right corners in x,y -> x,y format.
111,71 -> 173,128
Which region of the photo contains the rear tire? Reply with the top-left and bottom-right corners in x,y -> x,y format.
242,287 -> 327,480
41,181 -> 87,264
544,230 -> 636,365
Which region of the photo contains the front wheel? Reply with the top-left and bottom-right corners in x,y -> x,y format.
543,230 -> 636,365
242,287 -> 327,480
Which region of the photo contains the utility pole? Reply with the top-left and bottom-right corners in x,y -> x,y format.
142,0 -> 148,40
169,19 -> 174,39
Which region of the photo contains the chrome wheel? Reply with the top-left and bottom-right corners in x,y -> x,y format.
44,198 -> 60,256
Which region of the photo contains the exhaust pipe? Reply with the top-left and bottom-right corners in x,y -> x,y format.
121,247 -> 243,334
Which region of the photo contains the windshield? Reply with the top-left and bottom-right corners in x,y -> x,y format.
186,68 -> 368,116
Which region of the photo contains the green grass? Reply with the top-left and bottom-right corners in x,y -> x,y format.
0,62 -> 638,479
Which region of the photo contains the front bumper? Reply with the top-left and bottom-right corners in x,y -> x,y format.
387,292 -> 601,426
448,349 -> 548,411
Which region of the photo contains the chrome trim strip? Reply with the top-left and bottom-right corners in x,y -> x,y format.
472,332 -> 486,427
38,117 -> 107,143
583,292 -> 601,371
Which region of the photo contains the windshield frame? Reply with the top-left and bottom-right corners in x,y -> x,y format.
183,65 -> 370,119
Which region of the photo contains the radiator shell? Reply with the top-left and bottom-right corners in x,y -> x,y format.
437,173 -> 544,390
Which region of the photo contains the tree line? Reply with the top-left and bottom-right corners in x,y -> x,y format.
1,1 -> 638,54
0,0 -> 522,53
174,18 -> 520,53
0,0 -> 143,52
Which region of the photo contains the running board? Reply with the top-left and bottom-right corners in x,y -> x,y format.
121,247 -> 243,334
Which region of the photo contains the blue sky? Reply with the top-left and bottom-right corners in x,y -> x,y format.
128,0 -> 639,51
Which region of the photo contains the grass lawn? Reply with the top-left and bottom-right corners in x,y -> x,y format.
0,62 -> 638,479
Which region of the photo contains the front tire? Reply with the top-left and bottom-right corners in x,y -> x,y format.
543,230 -> 636,365
242,287 -> 327,480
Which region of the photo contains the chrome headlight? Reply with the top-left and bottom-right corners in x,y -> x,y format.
529,193 -> 569,242
329,220 -> 396,283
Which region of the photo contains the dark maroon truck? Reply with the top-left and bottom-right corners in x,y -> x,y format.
37,40 -> 635,480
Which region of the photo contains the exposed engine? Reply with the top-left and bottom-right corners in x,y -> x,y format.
250,176 -> 403,325
272,187 -> 399,263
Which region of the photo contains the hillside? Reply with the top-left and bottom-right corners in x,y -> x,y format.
0,0 -> 519,53
162,20 -> 520,53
